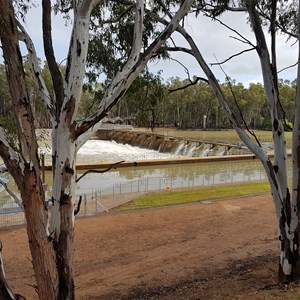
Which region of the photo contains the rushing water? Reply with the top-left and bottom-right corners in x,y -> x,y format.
40,140 -> 180,164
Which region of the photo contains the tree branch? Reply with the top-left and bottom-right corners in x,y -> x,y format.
62,0 -> 104,128
214,54 -> 262,147
0,128 -> 24,181
74,196 -> 82,216
42,0 -> 64,116
16,20 -> 55,120
0,178 -> 24,211
210,47 -> 256,66
163,46 -> 193,55
278,61 -> 299,74
169,77 -> 209,93
256,3 -> 298,39
192,2 -> 247,13
77,0 -> 103,16
169,57 -> 191,79
213,17 -> 256,48
75,160 -> 125,183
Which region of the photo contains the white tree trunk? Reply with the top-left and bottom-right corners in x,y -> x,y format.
173,2 -> 298,280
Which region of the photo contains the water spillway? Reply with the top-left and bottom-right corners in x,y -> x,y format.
92,129 -> 251,157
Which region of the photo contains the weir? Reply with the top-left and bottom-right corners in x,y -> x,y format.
92,129 -> 251,157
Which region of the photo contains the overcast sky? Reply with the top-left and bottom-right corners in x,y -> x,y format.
17,5 -> 299,87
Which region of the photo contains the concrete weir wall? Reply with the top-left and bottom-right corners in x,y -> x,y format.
93,129 -> 177,153
92,129 -> 249,157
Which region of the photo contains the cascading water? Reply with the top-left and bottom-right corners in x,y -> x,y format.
209,145 -> 227,156
195,143 -> 211,157
40,140 -> 180,163
171,140 -> 186,156
184,142 -> 198,157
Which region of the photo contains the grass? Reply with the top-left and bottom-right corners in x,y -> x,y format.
115,181 -> 271,211
135,128 -> 293,146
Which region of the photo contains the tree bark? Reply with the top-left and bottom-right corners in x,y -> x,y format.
51,127 -> 76,299
20,170 -> 59,300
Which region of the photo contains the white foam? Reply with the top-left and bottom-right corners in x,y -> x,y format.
76,140 -> 178,162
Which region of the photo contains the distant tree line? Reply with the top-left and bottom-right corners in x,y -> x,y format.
0,61 -> 296,131
109,74 -> 296,130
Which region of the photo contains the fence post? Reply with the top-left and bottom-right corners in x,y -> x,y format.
113,185 -> 115,207
84,194 -> 87,216
95,191 -> 98,213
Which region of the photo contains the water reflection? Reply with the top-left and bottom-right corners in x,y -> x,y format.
72,159 -> 286,196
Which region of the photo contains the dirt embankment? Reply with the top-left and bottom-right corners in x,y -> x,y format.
2,194 -> 298,299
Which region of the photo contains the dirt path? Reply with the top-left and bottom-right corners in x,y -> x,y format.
1,194 -> 297,299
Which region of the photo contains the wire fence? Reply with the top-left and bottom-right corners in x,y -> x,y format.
0,169 -> 268,229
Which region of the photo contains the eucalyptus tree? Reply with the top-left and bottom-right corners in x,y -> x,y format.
158,0 -> 300,282
0,0 -> 194,299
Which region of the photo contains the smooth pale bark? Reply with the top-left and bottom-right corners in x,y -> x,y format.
244,0 -> 297,282
17,20 -> 54,118
292,0 -> 300,234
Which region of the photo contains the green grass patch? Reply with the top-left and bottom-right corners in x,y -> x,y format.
115,181 -> 270,211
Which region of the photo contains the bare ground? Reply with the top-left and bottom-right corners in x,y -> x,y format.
1,194 -> 300,299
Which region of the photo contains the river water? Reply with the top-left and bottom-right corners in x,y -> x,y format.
1,139 -> 284,200
65,140 -> 279,196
